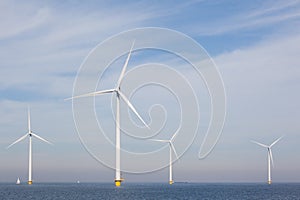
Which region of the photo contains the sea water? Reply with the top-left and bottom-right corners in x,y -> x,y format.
0,183 -> 299,200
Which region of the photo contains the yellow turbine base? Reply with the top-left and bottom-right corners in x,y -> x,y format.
115,180 -> 122,187
28,181 -> 32,185
169,180 -> 174,185
268,180 -> 272,185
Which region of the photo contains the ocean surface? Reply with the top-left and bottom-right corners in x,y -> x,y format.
0,183 -> 299,200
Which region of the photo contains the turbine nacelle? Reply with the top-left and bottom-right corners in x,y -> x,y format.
149,129 -> 180,160
64,41 -> 149,129
149,130 -> 180,185
7,107 -> 53,149
65,40 -> 148,186
6,107 -> 52,185
251,135 -> 284,184
251,135 -> 284,168
149,138 -> 179,160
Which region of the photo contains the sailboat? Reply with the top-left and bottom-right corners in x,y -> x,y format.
16,177 -> 21,185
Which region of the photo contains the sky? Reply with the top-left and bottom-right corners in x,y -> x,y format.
0,0 -> 300,183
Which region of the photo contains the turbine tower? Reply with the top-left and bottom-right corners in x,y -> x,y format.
150,132 -> 179,185
251,136 -> 284,184
66,41 -> 148,187
7,107 -> 52,185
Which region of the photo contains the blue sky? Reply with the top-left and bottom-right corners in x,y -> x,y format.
1,0 -> 300,183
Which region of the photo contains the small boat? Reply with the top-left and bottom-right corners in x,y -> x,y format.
16,177 -> 21,185
77,180 -> 80,184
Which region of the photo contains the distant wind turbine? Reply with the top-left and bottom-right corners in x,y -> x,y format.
7,107 -> 52,185
66,41 -> 149,187
251,136 -> 284,184
150,131 -> 179,185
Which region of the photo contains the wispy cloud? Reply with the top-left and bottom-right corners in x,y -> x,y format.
215,31 -> 300,131
247,0 -> 300,18
1,0 -> 300,182
0,1 -> 164,99
0,1 -> 51,39
187,0 -> 300,36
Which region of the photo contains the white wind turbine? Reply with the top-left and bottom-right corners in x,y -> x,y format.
150,132 -> 179,185
66,41 -> 148,187
251,136 -> 284,184
7,107 -> 52,185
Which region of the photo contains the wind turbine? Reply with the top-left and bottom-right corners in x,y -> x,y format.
251,136 -> 284,184
150,132 -> 179,185
7,107 -> 52,185
66,41 -> 148,187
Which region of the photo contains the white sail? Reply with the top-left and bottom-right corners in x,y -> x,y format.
16,177 -> 20,185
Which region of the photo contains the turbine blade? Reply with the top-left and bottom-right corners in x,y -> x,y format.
170,142 -> 179,160
117,40 -> 135,88
7,133 -> 28,149
269,148 -> 274,168
64,89 -> 115,101
27,106 -> 31,132
251,140 -> 268,148
118,91 -> 149,128
270,135 -> 284,147
170,129 -> 179,141
149,139 -> 169,143
31,133 -> 53,145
